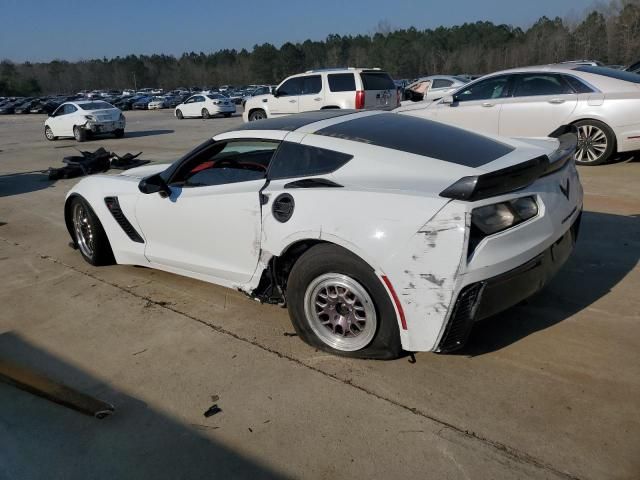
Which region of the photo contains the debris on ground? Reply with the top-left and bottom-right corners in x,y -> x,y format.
47,147 -> 149,180
204,404 -> 222,418
283,332 -> 298,337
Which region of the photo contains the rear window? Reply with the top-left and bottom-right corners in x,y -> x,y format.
268,142 -> 352,179
563,75 -> 594,93
316,113 -> 514,168
79,101 -> 113,110
328,73 -> 356,92
360,72 -> 395,91
575,66 -> 640,84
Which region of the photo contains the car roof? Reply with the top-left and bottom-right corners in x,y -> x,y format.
232,110 -> 514,168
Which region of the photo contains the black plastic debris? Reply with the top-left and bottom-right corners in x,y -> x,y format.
48,147 -> 150,180
283,332 -> 297,337
204,404 -> 222,418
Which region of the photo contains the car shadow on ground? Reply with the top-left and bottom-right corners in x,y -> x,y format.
460,210 -> 639,356
124,129 -> 174,138
0,171 -> 53,197
0,332 -> 286,480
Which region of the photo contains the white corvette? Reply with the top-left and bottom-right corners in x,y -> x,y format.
64,110 -> 583,358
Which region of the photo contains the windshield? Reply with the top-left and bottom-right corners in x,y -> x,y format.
79,101 -> 113,110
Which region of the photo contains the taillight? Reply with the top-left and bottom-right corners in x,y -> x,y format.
355,90 -> 365,109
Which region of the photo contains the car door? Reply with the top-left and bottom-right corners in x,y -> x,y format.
498,73 -> 579,137
181,96 -> 197,116
432,75 -> 511,135
270,77 -> 302,116
135,139 -> 280,285
48,105 -> 67,136
297,75 -> 324,112
59,104 -> 79,136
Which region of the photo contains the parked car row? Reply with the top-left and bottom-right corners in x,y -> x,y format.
0,95 -> 84,115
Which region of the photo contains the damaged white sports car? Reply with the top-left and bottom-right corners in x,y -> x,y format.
64,110 -> 583,358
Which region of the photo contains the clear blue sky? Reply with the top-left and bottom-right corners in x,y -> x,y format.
1,0 -> 595,62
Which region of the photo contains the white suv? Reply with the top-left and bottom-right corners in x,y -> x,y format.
243,68 -> 398,122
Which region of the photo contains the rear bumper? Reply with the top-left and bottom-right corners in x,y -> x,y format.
436,211 -> 581,352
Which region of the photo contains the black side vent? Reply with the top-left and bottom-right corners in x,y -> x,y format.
437,283 -> 485,352
272,193 -> 295,223
104,196 -> 144,243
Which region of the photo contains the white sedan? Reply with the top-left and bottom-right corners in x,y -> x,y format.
64,110 -> 582,358
174,93 -> 236,119
45,100 -> 126,142
396,64 -> 640,165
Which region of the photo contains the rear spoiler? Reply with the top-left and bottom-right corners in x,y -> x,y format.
439,125 -> 578,202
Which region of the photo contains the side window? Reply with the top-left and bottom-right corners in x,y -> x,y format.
562,75 -> 594,94
455,76 -> 510,102
300,75 -> 322,95
432,79 -> 453,89
277,78 -> 302,96
63,104 -> 77,114
360,72 -> 395,90
328,73 -> 356,92
185,97 -> 195,104
195,96 -> 205,103
173,140 -> 280,187
52,105 -> 65,116
512,74 -> 573,97
268,142 -> 353,179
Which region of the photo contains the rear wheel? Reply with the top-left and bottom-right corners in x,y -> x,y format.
202,108 -> 210,119
73,126 -> 86,142
114,128 -> 125,138
44,126 -> 56,141
176,109 -> 184,119
249,109 -> 266,121
287,244 -> 402,359
69,197 -> 115,266
573,119 -> 616,166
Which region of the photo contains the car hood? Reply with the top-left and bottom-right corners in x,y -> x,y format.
118,163 -> 170,179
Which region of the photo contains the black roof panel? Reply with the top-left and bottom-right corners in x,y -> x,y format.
237,109 -> 357,131
315,113 -> 514,167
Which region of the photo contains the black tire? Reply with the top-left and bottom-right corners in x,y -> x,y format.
44,126 -> 56,141
176,109 -> 184,119
572,119 -> 616,166
114,128 -> 125,138
73,126 -> 87,142
249,109 -> 266,122
202,108 -> 210,119
68,196 -> 115,266
287,244 -> 402,359
224,112 -> 232,118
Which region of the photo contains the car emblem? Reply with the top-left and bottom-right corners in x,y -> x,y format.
559,179 -> 570,200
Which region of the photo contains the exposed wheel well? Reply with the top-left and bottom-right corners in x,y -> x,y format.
250,239 -> 350,304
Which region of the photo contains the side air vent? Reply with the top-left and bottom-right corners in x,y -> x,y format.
104,196 -> 144,243
272,193 -> 295,223
437,283 -> 485,352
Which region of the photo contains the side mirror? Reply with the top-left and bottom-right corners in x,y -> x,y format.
139,173 -> 171,197
442,95 -> 455,105
272,88 -> 279,97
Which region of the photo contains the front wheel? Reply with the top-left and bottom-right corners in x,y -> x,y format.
202,108 -> 210,119
573,119 -> 616,166
69,197 -> 115,266
73,126 -> 87,142
114,128 -> 124,138
287,244 -> 402,359
249,109 -> 266,121
176,109 -> 184,119
44,126 -> 56,141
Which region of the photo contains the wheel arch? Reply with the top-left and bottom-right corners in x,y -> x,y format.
248,107 -> 267,119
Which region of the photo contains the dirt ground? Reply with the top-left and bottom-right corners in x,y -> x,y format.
0,109 -> 638,480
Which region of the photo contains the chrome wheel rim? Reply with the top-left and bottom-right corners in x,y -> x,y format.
303,273 -> 377,351
575,125 -> 607,163
73,203 -> 94,258
202,109 -> 209,118
45,127 -> 54,139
